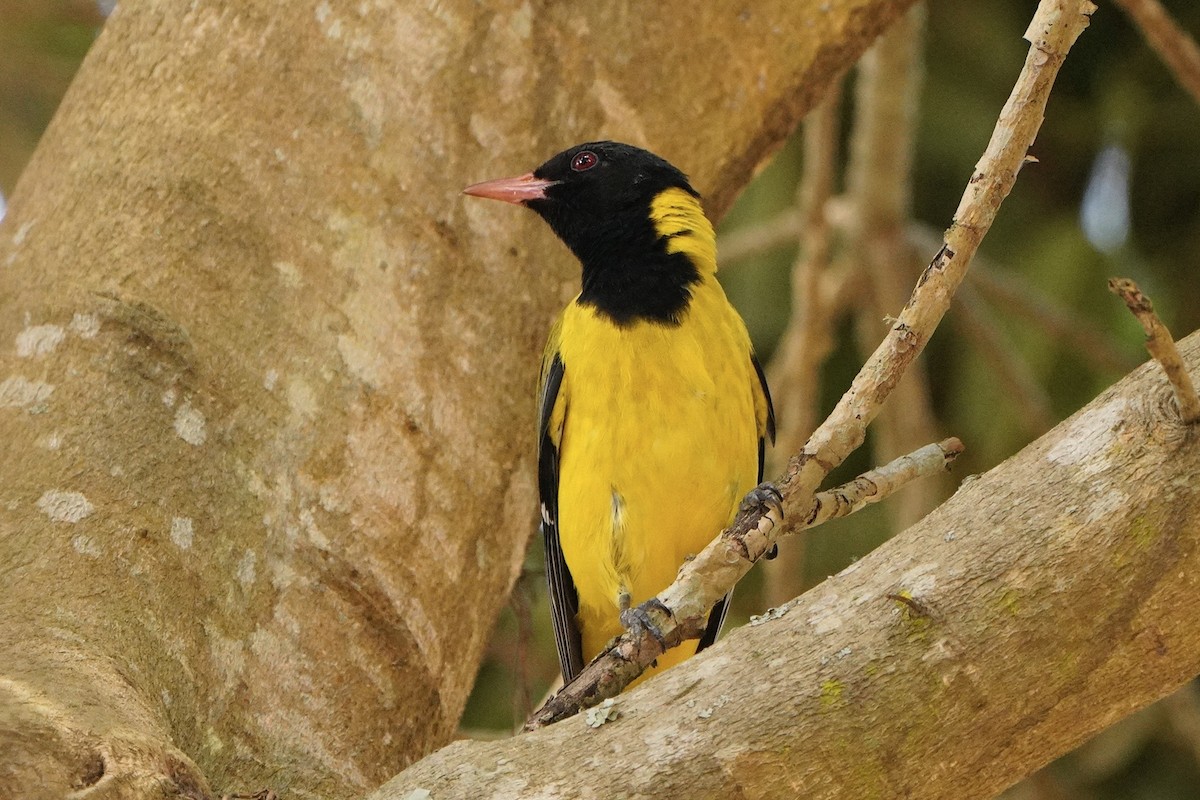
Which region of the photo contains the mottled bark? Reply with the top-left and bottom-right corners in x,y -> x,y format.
0,0 -> 913,797
377,331 -> 1200,800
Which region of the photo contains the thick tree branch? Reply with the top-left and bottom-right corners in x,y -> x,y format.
527,0 -> 1098,728
377,329 -> 1200,799
0,0 -> 920,797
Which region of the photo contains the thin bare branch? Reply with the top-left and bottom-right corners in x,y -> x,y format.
802,438 -> 963,529
719,207 -> 803,263
845,4 -> 945,531
1113,0 -> 1200,107
768,84 -> 845,470
525,0 -> 1097,730
1108,277 -> 1200,423
907,224 -> 1138,376
954,282 -> 1057,437
762,84 -> 845,607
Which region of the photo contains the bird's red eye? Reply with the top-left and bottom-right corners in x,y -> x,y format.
571,151 -> 598,172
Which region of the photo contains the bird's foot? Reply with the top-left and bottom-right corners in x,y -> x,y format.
739,482 -> 784,519
737,482 -> 783,559
620,598 -> 671,649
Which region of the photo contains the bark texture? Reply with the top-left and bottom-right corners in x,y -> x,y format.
0,0 -> 915,797
376,331 -> 1200,800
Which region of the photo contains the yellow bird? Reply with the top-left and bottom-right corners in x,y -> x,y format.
465,142 -> 774,685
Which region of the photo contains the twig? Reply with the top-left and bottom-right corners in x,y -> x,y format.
718,207 -> 802,264
525,0 -> 1097,730
954,282 -> 1057,437
729,215 -> 1136,376
1113,0 -> 1200,107
768,84 -> 844,469
907,222 -> 1135,375
845,4 -> 946,532
1108,278 -> 1200,423
510,568 -> 536,727
802,438 -> 963,529
762,83 -> 844,607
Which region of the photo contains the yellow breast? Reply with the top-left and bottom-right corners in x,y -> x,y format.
553,275 -> 761,669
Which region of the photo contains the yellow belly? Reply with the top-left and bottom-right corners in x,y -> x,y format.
554,282 -> 760,680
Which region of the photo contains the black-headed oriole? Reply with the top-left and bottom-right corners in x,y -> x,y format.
465,141 -> 775,685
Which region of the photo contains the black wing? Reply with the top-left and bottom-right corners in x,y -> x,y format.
537,353 -> 584,683
698,351 -> 777,652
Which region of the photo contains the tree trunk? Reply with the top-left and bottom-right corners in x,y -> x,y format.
0,1 -> 914,797
374,331 -> 1200,799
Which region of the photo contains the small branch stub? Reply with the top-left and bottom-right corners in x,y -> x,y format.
1109,278 -> 1200,424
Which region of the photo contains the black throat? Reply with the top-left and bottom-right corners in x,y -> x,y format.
542,209 -> 701,327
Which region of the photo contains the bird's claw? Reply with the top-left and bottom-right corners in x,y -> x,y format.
739,482 -> 784,519
737,482 -> 783,559
620,598 -> 670,648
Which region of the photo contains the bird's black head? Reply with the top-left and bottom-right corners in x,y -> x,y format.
464,141 -> 713,326
525,141 -> 696,232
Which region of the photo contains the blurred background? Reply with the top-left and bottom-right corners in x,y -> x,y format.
4,1 -> 1197,796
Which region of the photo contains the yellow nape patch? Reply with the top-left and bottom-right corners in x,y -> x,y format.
649,187 -> 717,275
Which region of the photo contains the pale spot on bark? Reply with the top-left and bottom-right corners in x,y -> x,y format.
15,323 -> 65,358
237,550 -> 257,586
274,260 -> 302,288
509,1 -> 533,38
71,533 -> 102,556
38,431 -> 62,450
348,76 -> 385,146
318,482 -> 345,513
0,375 -> 55,407
1046,397 -> 1126,471
806,592 -> 844,635
69,312 -> 100,338
593,77 -> 648,144
316,0 -> 342,37
174,402 -> 207,445
12,220 -> 34,246
37,489 -> 94,523
1085,490 -> 1127,523
899,562 -> 939,596
337,333 -> 386,386
299,507 -> 330,548
171,516 -> 195,549
286,377 -> 318,420
207,623 -> 247,683
162,387 -> 177,408
204,728 -> 225,754
263,368 -> 279,391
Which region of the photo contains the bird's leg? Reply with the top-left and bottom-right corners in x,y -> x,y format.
619,597 -> 671,650
738,482 -> 784,559
599,589 -> 665,668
